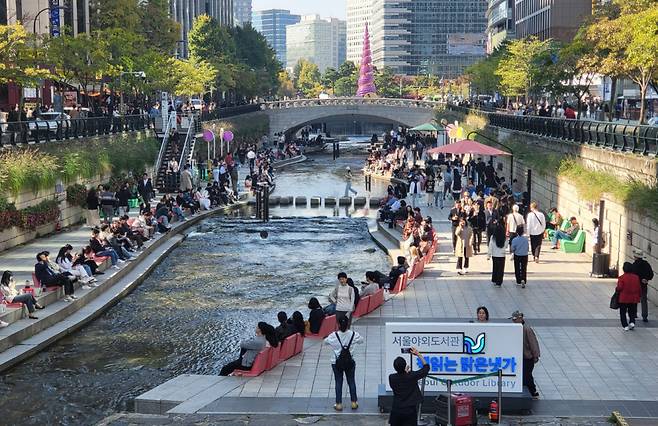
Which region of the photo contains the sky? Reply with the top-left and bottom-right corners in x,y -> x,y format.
251,0 -> 347,19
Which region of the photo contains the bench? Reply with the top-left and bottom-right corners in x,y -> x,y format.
546,219 -> 570,239
390,275 -> 405,294
561,230 -> 585,253
368,289 -> 384,313
231,347 -> 271,377
278,333 -> 297,362
307,314 -> 337,339
352,295 -> 371,318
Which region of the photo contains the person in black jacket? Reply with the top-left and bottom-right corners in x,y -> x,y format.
307,297 -> 325,334
138,173 -> 154,204
388,256 -> 407,289
469,202 -> 486,254
34,252 -> 76,301
633,249 -> 654,322
389,346 -> 430,426
275,311 -> 296,342
85,188 -> 100,227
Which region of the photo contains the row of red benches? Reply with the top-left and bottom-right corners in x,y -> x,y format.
233,233 -> 439,377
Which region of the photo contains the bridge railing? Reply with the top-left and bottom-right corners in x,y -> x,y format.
261,97 -> 443,110
447,104 -> 658,156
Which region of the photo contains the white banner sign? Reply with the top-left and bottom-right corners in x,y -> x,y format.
385,322 -> 524,393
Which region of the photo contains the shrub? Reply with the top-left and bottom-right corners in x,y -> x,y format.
0,197 -> 60,232
66,183 -> 88,207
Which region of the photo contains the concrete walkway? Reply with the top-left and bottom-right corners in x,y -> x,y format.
134,214 -> 658,419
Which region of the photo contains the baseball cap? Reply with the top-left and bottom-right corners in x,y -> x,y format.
633,248 -> 645,259
509,310 -> 524,320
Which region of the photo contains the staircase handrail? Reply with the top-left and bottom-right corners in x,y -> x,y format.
178,115 -> 195,167
155,113 -> 175,178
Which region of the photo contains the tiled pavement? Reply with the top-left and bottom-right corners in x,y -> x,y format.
140,215 -> 658,418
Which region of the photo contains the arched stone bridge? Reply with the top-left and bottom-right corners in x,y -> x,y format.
260,98 -> 442,139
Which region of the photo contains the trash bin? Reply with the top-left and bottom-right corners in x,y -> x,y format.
591,253 -> 610,278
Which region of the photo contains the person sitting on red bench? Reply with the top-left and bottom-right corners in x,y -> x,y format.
275,311 -> 296,342
1,270 -> 44,320
34,252 -> 77,302
219,321 -> 278,376
307,297 -> 325,334
288,311 -> 305,336
388,256 -> 408,289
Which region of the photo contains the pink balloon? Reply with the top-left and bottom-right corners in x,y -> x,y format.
203,130 -> 214,142
223,130 -> 234,142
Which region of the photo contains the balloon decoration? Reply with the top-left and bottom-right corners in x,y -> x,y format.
223,130 -> 234,142
203,130 -> 214,142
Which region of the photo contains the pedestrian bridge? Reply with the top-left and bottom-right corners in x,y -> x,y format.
260,98 -> 441,139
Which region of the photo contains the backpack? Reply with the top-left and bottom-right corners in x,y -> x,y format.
335,331 -> 356,372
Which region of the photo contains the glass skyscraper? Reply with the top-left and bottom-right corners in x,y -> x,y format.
369,0 -> 488,78
252,9 -> 301,66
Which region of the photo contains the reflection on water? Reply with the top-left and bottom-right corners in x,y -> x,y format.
0,216 -> 388,425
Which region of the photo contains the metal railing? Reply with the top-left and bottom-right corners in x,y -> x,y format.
154,112 -> 176,181
262,97 -> 442,110
0,114 -> 151,146
447,105 -> 658,156
178,115 -> 195,167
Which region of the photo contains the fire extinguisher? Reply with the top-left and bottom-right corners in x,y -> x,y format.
489,400 -> 499,423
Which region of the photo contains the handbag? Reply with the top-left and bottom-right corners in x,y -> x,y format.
609,291 -> 620,310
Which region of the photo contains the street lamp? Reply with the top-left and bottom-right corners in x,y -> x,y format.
32,6 -> 69,106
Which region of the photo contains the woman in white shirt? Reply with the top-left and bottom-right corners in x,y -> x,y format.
194,186 -> 211,210
324,316 -> 364,411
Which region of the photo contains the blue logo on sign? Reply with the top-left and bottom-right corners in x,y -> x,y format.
463,333 -> 485,354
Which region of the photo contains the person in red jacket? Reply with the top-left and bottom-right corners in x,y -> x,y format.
616,262 -> 642,331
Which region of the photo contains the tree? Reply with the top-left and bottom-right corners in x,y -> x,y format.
293,59 -> 321,97
89,0 -> 141,32
277,70 -> 295,98
0,23 -> 52,114
465,44 -> 505,96
138,0 -> 180,54
495,37 -> 555,101
232,24 -> 281,99
338,61 -> 357,79
322,67 -> 339,93
374,67 -> 398,98
334,76 -> 357,97
172,58 -> 217,97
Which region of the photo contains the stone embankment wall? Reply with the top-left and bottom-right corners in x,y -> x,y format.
489,127 -> 658,305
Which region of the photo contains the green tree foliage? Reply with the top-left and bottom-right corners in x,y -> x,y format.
172,58 -> 217,97
89,0 -> 141,32
294,59 -> 321,97
232,24 -> 281,97
277,71 -> 295,98
137,0 -> 180,54
465,44 -> 505,95
338,61 -> 357,79
374,67 -> 399,98
495,37 -> 555,99
322,67 -> 339,93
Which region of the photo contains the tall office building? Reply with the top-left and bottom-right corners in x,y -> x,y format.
170,0 -> 234,58
346,0 -> 371,65
486,0 -> 515,53
252,9 -> 301,66
514,0 -> 592,42
233,0 -> 251,27
369,0 -> 487,78
3,0 -> 90,36
286,15 -> 346,73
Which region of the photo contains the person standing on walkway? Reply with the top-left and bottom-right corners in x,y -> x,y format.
506,204 -> 525,255
424,174 -> 435,207
488,222 -> 508,287
616,262 -> 642,331
329,272 -> 356,325
324,316 -> 363,411
484,200 -> 498,243
388,346 -> 430,426
469,202 -> 486,254
511,226 -> 529,288
344,167 -> 358,197
442,166 -> 452,200
510,311 -> 540,399
632,249 -> 654,323
179,164 -> 193,193
455,217 -> 474,275
526,202 -> 546,263
408,175 -> 420,208
448,200 -> 463,250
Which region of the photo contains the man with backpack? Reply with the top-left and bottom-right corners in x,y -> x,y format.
324,316 -> 363,411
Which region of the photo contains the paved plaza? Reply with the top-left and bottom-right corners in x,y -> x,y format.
135,214 -> 658,419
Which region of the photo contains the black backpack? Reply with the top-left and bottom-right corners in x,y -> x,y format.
335,331 -> 356,372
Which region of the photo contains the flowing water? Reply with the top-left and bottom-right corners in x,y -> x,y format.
0,150 -> 390,425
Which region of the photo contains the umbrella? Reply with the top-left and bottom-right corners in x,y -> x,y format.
409,122 -> 441,132
426,139 -> 511,156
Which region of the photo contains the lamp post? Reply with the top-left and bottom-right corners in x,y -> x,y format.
32,6 -> 69,106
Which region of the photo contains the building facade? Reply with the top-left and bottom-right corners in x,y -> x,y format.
369,0 -> 488,78
346,0 -> 371,65
285,15 -> 346,73
3,0 -> 90,36
233,0 -> 251,27
252,9 -> 301,66
514,0 -> 592,42
170,0 -> 234,58
486,0 -> 515,53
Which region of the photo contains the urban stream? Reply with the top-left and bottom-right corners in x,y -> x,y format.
0,145 -> 391,425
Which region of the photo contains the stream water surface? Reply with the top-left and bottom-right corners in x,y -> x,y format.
0,150 -> 390,425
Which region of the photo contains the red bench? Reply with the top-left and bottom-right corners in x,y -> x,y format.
390,274 -> 408,294
352,295 -> 371,318
231,347 -> 271,377
278,333 -> 297,362
307,314 -> 337,339
294,332 -> 304,354
368,289 -> 384,313
31,273 -> 59,293
267,344 -> 282,369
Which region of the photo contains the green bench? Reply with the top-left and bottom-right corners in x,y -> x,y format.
546,219 -> 569,239
560,230 -> 585,253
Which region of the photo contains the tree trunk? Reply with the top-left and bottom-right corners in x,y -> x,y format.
607,77 -> 617,122
639,83 -> 648,125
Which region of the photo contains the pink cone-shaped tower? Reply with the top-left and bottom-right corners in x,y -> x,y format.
356,23 -> 377,97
